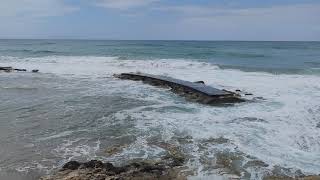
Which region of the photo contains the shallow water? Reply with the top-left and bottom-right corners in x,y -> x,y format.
0,40 -> 320,179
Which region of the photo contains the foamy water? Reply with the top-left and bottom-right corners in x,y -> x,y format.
1,55 -> 320,179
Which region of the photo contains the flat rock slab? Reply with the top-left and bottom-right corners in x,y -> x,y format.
115,73 -> 245,104
124,73 -> 230,96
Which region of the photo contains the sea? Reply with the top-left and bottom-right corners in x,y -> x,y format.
0,40 -> 320,180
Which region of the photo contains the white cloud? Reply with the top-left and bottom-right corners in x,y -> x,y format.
155,3 -> 320,19
96,0 -> 159,10
0,0 -> 78,38
151,3 -> 320,40
0,0 -> 78,18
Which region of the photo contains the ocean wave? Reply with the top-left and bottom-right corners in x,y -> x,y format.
219,51 -> 267,58
1,55 -> 320,176
0,49 -> 62,55
216,64 -> 306,74
38,42 -> 56,45
304,61 -> 320,67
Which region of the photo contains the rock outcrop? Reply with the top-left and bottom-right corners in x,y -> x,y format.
114,73 -> 246,105
40,159 -> 186,180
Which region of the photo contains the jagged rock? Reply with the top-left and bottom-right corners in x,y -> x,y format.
62,161 -> 81,170
81,160 -> 105,169
40,159 -> 186,180
163,146 -> 186,167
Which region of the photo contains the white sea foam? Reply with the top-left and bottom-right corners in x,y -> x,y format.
2,55 -> 320,176
52,138 -> 101,165
36,131 -> 74,141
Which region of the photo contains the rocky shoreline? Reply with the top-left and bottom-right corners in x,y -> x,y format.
40,158 -> 320,180
40,159 -> 187,180
40,160 -> 320,180
40,142 -> 188,180
39,140 -> 320,180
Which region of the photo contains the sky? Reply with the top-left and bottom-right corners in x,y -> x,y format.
0,0 -> 319,41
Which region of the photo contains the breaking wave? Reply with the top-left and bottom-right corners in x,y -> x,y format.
1,55 -> 320,178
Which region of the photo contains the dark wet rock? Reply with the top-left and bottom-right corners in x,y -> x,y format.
214,151 -> 245,176
164,148 -> 186,167
229,117 -> 268,124
114,73 -> 247,105
32,69 -> 39,73
1,66 -> 39,73
254,96 -> 266,100
243,160 -> 269,168
245,93 -> 253,96
81,160 -> 105,169
0,66 -> 13,71
201,137 -> 230,144
194,81 -> 205,84
0,66 -> 13,72
62,161 -> 81,170
40,159 -> 187,180
14,68 -> 27,72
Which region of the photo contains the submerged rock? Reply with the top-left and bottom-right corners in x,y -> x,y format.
0,66 -> 13,72
105,144 -> 128,156
0,66 -> 39,73
201,136 -> 230,145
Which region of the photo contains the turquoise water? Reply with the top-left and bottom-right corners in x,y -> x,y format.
0,40 -> 320,179
1,40 -> 320,74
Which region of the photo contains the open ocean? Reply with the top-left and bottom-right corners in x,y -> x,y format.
0,40 -> 320,179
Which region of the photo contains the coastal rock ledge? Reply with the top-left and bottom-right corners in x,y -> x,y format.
40,160 -> 186,180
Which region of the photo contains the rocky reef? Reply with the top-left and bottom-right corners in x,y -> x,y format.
40,159 -> 186,180
39,138 -> 320,180
0,66 -> 38,73
114,72 -> 246,105
40,142 -> 188,180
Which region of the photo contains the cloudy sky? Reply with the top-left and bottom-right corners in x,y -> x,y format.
0,0 -> 319,40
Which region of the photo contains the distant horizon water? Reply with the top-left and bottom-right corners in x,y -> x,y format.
1,38 -> 320,42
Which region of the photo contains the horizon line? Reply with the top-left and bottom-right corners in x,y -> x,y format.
0,38 -> 319,42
